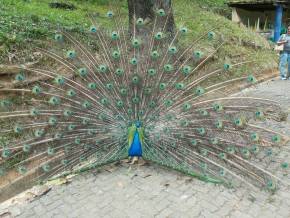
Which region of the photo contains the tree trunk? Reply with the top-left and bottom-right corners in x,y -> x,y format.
127,0 -> 175,38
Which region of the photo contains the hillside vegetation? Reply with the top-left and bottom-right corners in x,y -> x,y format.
0,0 -> 277,74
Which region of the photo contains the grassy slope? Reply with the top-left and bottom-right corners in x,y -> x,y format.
174,0 -> 277,83
0,0 -> 277,70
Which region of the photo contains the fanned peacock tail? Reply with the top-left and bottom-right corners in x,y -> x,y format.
0,5 -> 289,198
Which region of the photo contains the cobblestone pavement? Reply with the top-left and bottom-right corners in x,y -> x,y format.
1,79 -> 290,218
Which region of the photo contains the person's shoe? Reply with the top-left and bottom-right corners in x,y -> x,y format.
281,77 -> 287,80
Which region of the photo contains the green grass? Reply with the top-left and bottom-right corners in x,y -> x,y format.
193,0 -> 231,16
0,0 -> 277,72
0,0 -> 126,56
174,0 -> 276,72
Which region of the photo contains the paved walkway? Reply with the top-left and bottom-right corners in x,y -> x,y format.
1,79 -> 290,218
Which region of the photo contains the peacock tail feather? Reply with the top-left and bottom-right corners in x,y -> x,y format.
0,3 -> 289,199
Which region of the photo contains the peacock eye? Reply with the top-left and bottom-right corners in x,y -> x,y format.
182,65 -> 191,76
98,64 -> 108,73
164,64 -> 173,72
223,63 -> 231,71
272,135 -> 281,143
23,144 -> 31,153
55,76 -> 65,85
130,57 -> 138,65
30,108 -> 39,116
132,96 -> 140,104
147,68 -> 156,76
15,73 -> 25,82
159,83 -> 166,90
183,103 -> 191,111
194,51 -> 203,59
111,31 -> 119,40
82,101 -> 91,109
132,38 -> 141,48
66,50 -> 76,59
106,83 -> 113,90
136,18 -> 144,25
157,9 -> 166,16
112,50 -> 120,59
88,83 -> 97,90
247,75 -> 257,84
155,32 -> 163,40
175,83 -> 185,90
48,117 -> 57,126
149,100 -> 156,108
168,46 -> 177,55
151,50 -> 159,59
120,88 -> 127,95
115,68 -> 124,76
219,169 -> 226,176
78,67 -> 88,77
54,33 -> 63,41
34,129 -> 44,138
90,26 -> 97,33
208,31 -> 215,39
14,125 -> 23,133
0,99 -> 10,108
116,100 -> 124,108
281,162 -> 289,169
107,11 -> 114,18
32,86 -> 41,94
250,133 -> 260,142
180,27 -> 188,34
127,108 -> 133,115
132,75 -> 140,84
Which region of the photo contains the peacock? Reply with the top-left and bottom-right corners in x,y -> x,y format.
0,3 -> 289,202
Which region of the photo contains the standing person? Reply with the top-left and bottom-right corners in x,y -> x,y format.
277,26 -> 290,80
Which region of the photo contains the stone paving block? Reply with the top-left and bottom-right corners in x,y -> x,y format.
276,206 -> 290,218
154,207 -> 173,218
41,209 -> 61,218
154,199 -> 171,212
18,208 -> 35,218
8,205 -> 21,217
44,199 -> 63,212
32,203 -> 47,216
167,210 -> 192,218
198,201 -> 218,213
246,203 -> 264,217
58,203 -> 72,215
38,197 -> 53,207
199,210 -> 219,218
230,210 -> 253,218
63,195 -> 78,205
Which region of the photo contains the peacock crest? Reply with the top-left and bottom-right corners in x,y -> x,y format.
0,3 -> 289,201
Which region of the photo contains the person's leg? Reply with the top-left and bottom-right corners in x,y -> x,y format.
287,52 -> 290,79
279,52 -> 288,79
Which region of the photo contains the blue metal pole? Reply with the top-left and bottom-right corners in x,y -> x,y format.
274,4 -> 283,42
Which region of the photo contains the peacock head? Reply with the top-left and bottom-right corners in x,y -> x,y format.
135,121 -> 142,128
